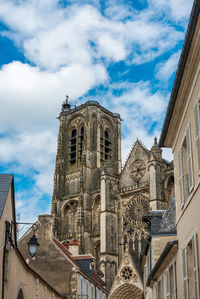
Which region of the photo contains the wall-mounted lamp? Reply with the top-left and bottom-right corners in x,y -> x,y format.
26,223 -> 40,258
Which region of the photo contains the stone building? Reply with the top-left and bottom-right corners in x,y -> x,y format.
51,99 -> 174,293
18,214 -> 108,298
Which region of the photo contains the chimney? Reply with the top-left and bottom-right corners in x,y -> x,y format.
38,215 -> 53,240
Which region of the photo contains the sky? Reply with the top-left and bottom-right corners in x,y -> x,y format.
0,0 -> 193,230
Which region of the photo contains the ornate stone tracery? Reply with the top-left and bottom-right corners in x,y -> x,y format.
131,160 -> 146,182
123,194 -> 150,241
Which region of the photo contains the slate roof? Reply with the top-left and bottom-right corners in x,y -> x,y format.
155,198 -> 176,234
0,174 -> 13,219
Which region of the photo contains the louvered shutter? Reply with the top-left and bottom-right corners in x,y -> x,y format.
178,149 -> 184,207
194,101 -> 200,173
186,124 -> 194,192
182,248 -> 189,299
192,234 -> 200,299
166,270 -> 170,299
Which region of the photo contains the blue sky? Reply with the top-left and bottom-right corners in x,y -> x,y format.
0,0 -> 193,227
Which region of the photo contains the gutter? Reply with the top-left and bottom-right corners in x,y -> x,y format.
146,240 -> 178,287
159,0 -> 200,147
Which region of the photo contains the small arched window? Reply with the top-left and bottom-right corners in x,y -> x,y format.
17,289 -> 24,299
70,129 -> 77,164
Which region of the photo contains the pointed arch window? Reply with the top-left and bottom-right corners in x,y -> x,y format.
79,126 -> 84,160
70,129 -> 77,164
100,129 -> 112,162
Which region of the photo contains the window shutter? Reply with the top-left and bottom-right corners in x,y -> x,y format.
156,284 -> 159,299
173,263 -> 177,299
186,124 -> 194,192
194,101 -> 200,173
166,270 -> 170,299
178,149 -> 184,207
161,277 -> 164,299
182,248 -> 189,299
192,234 -> 200,299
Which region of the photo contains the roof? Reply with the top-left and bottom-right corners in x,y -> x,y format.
61,100 -> 121,119
147,240 -> 178,287
159,0 -> 200,147
0,174 -> 13,219
155,198 -> 176,235
53,238 -> 106,289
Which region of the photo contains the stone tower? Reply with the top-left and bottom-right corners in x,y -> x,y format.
51,99 -> 121,286
52,99 -> 174,291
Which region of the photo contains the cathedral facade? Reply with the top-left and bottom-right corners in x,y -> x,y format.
51,99 -> 174,293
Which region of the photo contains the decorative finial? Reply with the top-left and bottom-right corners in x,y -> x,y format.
62,95 -> 71,111
154,136 -> 157,145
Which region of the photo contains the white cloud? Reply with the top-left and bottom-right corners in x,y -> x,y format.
0,1 -> 184,70
0,61 -> 107,132
149,0 -> 193,23
156,50 -> 181,81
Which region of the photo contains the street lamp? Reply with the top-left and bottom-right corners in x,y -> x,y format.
28,233 -> 40,257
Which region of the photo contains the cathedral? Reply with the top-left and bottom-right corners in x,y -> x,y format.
51,99 -> 174,295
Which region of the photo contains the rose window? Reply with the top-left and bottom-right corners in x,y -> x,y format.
131,160 -> 146,182
121,266 -> 133,281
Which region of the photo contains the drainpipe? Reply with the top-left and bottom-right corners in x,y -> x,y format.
2,221 -> 11,299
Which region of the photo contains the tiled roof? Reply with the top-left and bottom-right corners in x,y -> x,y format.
52,237 -> 80,268
0,174 -> 13,219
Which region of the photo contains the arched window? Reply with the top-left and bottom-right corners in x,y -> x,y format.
100,128 -> 112,162
70,129 -> 77,164
79,126 -> 84,160
104,130 -> 111,160
17,289 -> 24,299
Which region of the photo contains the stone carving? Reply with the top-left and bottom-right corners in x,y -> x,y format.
123,194 -> 150,241
131,160 -> 146,182
121,266 -> 133,281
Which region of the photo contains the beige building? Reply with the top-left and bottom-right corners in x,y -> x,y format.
142,0 -> 200,298
0,174 -> 62,299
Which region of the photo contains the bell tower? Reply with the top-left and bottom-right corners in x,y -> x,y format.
51,98 -> 121,267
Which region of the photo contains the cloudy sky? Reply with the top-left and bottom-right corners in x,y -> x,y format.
0,0 -> 193,229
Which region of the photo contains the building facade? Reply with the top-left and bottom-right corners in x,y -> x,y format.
0,174 -> 62,299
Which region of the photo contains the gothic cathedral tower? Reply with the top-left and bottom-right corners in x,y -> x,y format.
52,99 -> 121,286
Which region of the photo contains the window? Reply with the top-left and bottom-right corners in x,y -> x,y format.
91,284 -> 94,299
86,280 -> 89,299
100,129 -> 112,162
182,233 -> 199,299
70,129 -> 77,164
178,124 -> 194,207
79,126 -> 84,160
156,277 -> 164,299
194,99 -> 200,173
80,276 -> 83,296
166,262 -> 177,299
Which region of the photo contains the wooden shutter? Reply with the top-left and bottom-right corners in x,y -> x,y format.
192,234 -> 200,299
182,248 -> 189,299
166,270 -> 170,299
186,124 -> 194,192
178,149 -> 184,207
194,100 -> 200,173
